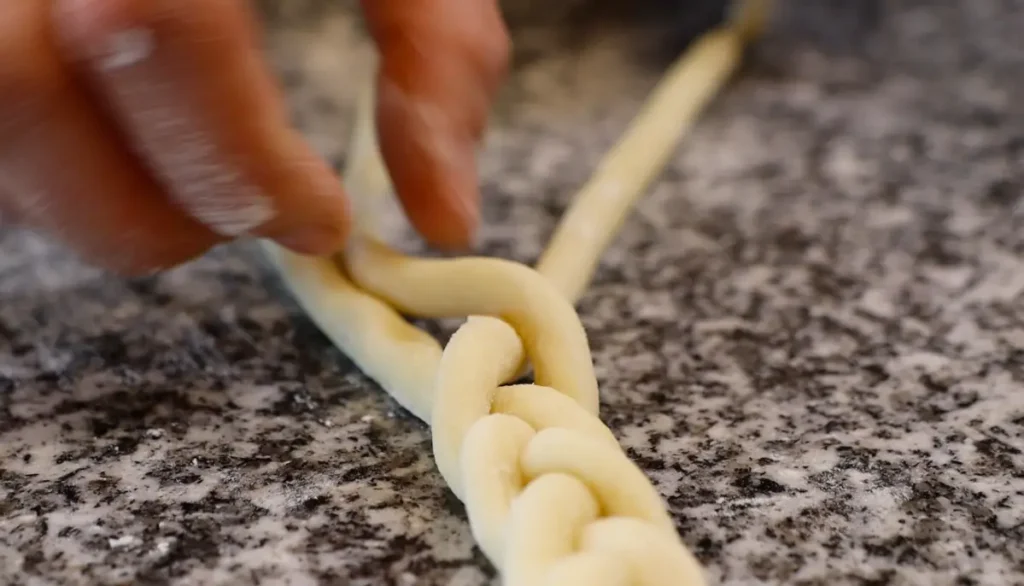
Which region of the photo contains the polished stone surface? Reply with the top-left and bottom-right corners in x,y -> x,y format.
2,1 -> 1023,585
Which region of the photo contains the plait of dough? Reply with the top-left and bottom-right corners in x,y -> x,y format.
263,2 -> 771,583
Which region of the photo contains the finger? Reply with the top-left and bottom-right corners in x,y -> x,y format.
0,187 -> 21,226
0,0 -> 221,275
53,0 -> 352,255
362,0 -> 510,250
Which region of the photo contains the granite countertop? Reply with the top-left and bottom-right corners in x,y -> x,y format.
2,1 -> 1023,585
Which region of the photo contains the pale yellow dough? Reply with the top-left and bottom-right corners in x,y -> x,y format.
262,2 -> 769,584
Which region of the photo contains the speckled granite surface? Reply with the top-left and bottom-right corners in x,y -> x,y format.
2,1 -> 1024,585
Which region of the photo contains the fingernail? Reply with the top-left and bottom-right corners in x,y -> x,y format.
275,226 -> 343,256
451,186 -> 479,231
447,148 -> 481,247
458,199 -> 481,249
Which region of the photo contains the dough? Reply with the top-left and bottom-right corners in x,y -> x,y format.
262,2 -> 770,584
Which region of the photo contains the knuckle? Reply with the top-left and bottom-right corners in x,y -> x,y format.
478,3 -> 511,55
452,14 -> 510,83
158,0 -> 253,43
474,32 -> 511,79
486,34 -> 512,78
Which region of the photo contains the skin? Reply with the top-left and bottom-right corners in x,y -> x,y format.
0,0 -> 510,275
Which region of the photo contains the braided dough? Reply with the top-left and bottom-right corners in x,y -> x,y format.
263,2 -> 769,584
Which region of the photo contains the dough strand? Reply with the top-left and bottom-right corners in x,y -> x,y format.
536,24 -> 747,301
262,2 -> 769,583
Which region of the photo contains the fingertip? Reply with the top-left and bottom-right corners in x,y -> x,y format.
265,190 -> 350,256
255,147 -> 353,256
381,144 -> 480,252
372,78 -> 485,251
412,213 -> 477,252
399,162 -> 481,252
429,173 -> 481,251
271,226 -> 344,257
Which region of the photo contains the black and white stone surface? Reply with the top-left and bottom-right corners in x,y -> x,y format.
2,1 -> 1023,585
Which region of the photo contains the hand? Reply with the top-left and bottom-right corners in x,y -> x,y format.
0,0 -> 509,275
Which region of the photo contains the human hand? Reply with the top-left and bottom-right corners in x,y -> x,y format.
0,0 -> 509,275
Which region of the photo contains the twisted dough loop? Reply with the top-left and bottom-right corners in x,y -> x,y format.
263,3 -> 768,584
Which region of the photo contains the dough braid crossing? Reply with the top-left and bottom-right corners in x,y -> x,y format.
262,2 -> 769,583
